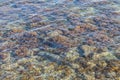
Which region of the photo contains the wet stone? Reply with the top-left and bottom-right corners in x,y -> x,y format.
0,0 -> 120,80
78,45 -> 96,57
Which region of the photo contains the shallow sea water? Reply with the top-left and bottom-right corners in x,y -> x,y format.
0,0 -> 120,80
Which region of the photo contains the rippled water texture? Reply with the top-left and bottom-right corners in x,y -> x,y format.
0,0 -> 120,80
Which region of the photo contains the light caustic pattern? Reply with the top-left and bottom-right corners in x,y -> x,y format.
0,0 -> 120,80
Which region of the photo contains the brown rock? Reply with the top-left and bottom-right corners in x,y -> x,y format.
54,35 -> 68,42
12,27 -> 24,33
48,30 -> 63,37
0,53 -> 8,60
86,38 -> 95,45
53,35 -> 78,47
74,26 -> 85,33
0,32 -> 2,36
29,31 -> 37,36
15,46 -> 29,57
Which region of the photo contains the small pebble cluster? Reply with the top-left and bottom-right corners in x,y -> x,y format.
0,0 -> 120,80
